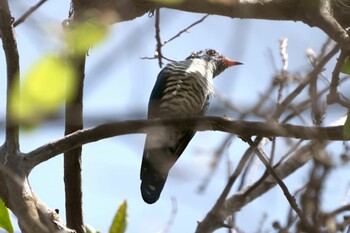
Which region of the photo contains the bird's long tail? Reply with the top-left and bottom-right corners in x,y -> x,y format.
140,165 -> 167,204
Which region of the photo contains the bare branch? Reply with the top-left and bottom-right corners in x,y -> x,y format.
13,0 -> 48,27
203,141 -> 324,233
162,14 -> 209,46
0,0 -> 20,152
273,44 -> 340,119
196,143 -> 254,232
154,9 -> 163,67
160,198 -> 177,233
246,138 -> 312,231
23,117 -> 347,172
327,50 -> 350,109
277,38 -> 288,105
63,42 -> 85,233
143,12 -> 209,65
62,4 -> 87,232
198,134 -> 235,193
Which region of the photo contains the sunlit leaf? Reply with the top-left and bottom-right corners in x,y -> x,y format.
341,57 -> 350,75
10,54 -> 77,124
65,20 -> 108,55
109,200 -> 127,233
0,198 -> 14,233
343,111 -> 350,138
85,224 -> 101,233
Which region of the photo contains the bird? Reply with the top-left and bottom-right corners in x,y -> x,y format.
140,49 -> 242,204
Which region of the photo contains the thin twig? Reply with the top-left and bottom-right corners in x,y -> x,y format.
326,204 -> 350,217
196,145 -> 254,232
198,134 -> 234,193
162,14 -> 210,45
277,38 -> 288,105
273,44 -> 340,119
309,55 -> 323,125
142,14 -> 210,65
327,49 -> 350,108
160,197 -> 177,233
13,0 -> 48,27
154,9 -> 163,67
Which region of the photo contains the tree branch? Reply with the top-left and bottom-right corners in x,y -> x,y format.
13,0 -> 48,27
246,138 -> 312,231
63,44 -> 85,233
23,117 -> 347,172
196,141 -> 322,233
63,2 -> 87,231
75,0 -> 350,47
0,0 -> 20,152
107,0 -> 302,22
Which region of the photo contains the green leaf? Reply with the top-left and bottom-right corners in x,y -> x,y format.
85,224 -> 101,233
344,111 -> 350,138
0,198 -> 14,233
10,54 -> 77,125
109,200 -> 127,233
65,20 -> 108,56
341,57 -> 350,75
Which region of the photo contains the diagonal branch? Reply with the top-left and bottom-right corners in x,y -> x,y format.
13,0 -> 48,27
246,138 -> 312,230
162,14 -> 209,46
196,140 -> 322,233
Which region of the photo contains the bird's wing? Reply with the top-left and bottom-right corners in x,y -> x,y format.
147,67 -> 169,119
140,66 -> 170,179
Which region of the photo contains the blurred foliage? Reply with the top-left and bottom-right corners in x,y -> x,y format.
109,200 -> 127,233
85,224 -> 101,233
9,18 -> 109,127
0,198 -> 13,233
344,111 -> 350,138
341,57 -> 350,75
10,54 -> 77,126
64,19 -> 109,56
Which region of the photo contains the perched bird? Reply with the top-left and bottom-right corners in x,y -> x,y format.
140,49 -> 242,204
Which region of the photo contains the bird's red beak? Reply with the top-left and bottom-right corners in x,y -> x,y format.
223,58 -> 243,67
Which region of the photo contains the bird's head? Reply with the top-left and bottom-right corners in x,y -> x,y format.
186,49 -> 242,76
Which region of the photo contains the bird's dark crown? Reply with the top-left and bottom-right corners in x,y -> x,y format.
186,49 -> 224,62
186,49 -> 233,77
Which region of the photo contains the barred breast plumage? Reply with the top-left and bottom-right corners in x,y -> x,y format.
140,49 -> 242,204
158,59 -> 214,117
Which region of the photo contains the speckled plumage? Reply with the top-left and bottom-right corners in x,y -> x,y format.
140,49 -> 242,204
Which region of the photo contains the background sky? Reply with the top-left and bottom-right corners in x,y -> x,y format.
1,1 -> 350,233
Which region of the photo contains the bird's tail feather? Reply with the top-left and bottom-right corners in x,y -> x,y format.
140,166 -> 167,204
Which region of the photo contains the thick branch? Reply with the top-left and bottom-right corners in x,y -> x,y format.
23,117 -> 346,172
92,0 -> 301,22
76,0 -> 350,45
